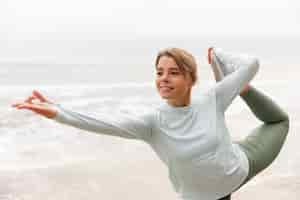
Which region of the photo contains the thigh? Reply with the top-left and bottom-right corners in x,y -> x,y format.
236,120 -> 289,186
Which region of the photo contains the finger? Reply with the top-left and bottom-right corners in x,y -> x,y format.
16,104 -> 42,116
11,101 -> 28,107
25,95 -> 36,104
15,103 -> 45,112
11,101 -> 21,107
14,103 -> 33,109
17,103 -> 56,118
33,90 -> 50,103
208,47 -> 213,64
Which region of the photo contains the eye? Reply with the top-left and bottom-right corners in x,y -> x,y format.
156,71 -> 163,76
171,71 -> 180,75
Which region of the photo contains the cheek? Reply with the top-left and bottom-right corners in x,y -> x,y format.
174,80 -> 192,92
155,78 -> 159,88
155,79 -> 162,92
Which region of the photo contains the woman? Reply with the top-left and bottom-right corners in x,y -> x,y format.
12,47 -> 289,200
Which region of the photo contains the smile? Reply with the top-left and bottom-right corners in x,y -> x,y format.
160,86 -> 174,90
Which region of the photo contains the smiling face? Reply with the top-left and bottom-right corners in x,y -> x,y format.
155,56 -> 194,107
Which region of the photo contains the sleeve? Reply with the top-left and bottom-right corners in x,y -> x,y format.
51,104 -> 153,142
214,58 -> 259,112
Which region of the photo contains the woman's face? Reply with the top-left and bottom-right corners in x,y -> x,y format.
155,56 -> 193,106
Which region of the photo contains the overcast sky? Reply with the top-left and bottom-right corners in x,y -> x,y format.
0,0 -> 299,62
1,0 -> 299,39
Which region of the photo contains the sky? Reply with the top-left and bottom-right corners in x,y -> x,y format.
0,0 -> 299,62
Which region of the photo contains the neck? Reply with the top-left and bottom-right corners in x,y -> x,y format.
167,96 -> 191,107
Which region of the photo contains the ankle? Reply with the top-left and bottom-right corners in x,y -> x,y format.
240,84 -> 251,96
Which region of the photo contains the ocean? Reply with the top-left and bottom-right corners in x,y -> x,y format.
0,37 -> 299,199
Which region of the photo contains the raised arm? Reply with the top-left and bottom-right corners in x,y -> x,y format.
211,48 -> 260,112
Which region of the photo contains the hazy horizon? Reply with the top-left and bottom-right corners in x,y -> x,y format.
1,0 -> 300,65
1,35 -> 299,64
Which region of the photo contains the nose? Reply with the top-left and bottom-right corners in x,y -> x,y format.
159,73 -> 170,82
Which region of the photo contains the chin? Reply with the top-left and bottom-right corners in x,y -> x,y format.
160,94 -> 173,100
159,94 -> 168,99
158,90 -> 175,99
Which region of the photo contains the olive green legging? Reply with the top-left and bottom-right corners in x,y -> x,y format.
218,86 -> 290,200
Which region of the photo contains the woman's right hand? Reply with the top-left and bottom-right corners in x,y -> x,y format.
11,90 -> 58,119
207,47 -> 214,64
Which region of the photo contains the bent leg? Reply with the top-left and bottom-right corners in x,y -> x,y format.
236,86 -> 290,186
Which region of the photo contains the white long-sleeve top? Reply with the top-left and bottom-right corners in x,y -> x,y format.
52,58 -> 259,200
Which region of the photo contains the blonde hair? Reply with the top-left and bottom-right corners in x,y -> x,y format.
155,48 -> 198,85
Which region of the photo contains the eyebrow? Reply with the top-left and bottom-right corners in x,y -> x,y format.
156,67 -> 180,71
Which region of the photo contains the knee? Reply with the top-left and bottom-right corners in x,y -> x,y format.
278,116 -> 290,135
283,117 -> 289,132
268,112 -> 289,136
274,109 -> 289,126
282,109 -> 289,122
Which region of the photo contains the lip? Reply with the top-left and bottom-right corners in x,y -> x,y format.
159,86 -> 174,90
159,86 -> 174,94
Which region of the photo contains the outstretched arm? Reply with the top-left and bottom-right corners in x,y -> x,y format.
12,90 -> 153,142
53,104 -> 153,141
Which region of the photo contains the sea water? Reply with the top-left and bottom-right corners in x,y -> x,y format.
0,38 -> 299,199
